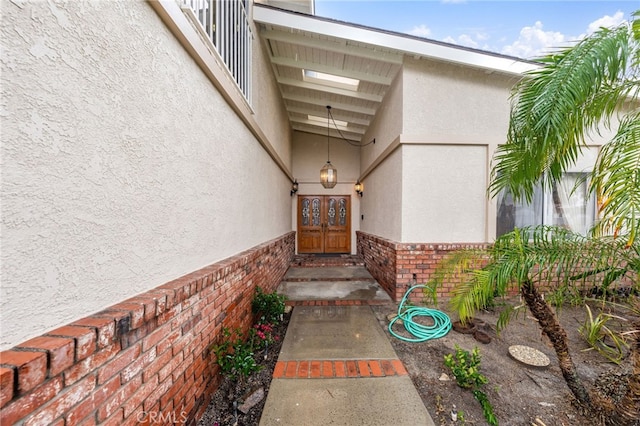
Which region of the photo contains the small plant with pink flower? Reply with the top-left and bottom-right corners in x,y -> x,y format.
250,322 -> 279,351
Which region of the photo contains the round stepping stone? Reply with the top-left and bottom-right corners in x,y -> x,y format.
508,345 -> 550,367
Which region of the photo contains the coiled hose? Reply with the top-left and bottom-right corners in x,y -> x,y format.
388,285 -> 452,342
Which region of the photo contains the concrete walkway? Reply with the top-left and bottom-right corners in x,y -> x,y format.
259,264 -> 435,425
276,265 -> 392,305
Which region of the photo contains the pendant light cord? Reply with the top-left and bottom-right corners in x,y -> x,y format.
327,107 -> 376,147
326,105 -> 331,163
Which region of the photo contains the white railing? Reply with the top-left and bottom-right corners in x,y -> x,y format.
182,0 -> 252,104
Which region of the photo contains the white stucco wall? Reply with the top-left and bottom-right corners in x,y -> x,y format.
402,58 -> 516,143
402,145 -> 488,242
1,0 -> 292,349
395,58 -> 515,243
360,72 -> 403,173
359,149 -> 403,242
358,57 -> 510,243
252,32 -> 292,167
255,0 -> 314,14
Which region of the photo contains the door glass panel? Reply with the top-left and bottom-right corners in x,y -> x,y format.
312,198 -> 321,226
339,199 -> 347,226
302,198 -> 310,226
328,198 -> 336,226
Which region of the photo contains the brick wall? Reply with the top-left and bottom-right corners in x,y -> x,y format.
357,231 -> 488,302
0,232 -> 295,425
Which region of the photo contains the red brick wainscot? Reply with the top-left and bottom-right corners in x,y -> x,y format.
357,231 -> 489,303
0,232 -> 294,425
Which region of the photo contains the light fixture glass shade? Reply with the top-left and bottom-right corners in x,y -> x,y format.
320,161 -> 338,188
354,181 -> 363,196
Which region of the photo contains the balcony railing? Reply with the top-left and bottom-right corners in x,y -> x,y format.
183,0 -> 253,103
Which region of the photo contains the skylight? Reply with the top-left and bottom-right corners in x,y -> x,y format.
303,70 -> 360,91
308,114 -> 349,127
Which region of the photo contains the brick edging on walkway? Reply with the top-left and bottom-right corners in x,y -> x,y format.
273,359 -> 408,379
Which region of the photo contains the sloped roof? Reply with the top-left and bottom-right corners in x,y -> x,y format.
253,4 -> 539,142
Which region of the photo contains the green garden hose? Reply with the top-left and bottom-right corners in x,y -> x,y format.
388,284 -> 452,342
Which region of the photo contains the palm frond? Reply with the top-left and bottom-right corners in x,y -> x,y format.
490,20 -> 636,202
438,226 -> 639,327
591,111 -> 640,244
449,270 -> 497,324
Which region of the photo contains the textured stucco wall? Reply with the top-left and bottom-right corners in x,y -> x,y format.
359,148 -> 403,242
252,26 -> 292,168
402,58 -> 517,143
360,71 -> 403,172
402,145 -> 488,242
255,0 -> 314,14
1,0 -> 291,349
291,132 -> 361,189
356,71 -> 403,242
395,58 -> 510,243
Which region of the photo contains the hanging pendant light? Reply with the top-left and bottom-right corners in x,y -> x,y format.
320,105 -> 338,188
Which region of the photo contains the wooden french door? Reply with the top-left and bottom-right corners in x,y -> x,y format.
298,195 -> 351,254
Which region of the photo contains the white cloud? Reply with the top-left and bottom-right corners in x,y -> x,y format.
442,32 -> 487,50
435,11 -> 627,60
443,35 -> 456,44
499,12 -> 627,59
587,11 -> 625,34
408,24 -> 432,38
501,21 -> 568,59
457,34 -> 479,48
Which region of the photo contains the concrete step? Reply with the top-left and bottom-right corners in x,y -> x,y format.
277,280 -> 392,304
283,265 -> 373,281
291,254 -> 365,267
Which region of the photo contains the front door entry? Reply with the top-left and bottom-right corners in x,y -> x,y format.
298,195 -> 351,254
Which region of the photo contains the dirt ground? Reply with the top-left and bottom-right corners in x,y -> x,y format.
200,299 -> 637,426
372,299 -> 637,426
198,316 -> 291,426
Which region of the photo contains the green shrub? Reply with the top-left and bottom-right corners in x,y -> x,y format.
212,328 -> 262,381
578,304 -> 628,364
444,345 -> 488,389
444,345 -> 498,425
252,286 -> 286,324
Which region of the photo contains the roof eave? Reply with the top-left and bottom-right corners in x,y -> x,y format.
253,4 -> 540,76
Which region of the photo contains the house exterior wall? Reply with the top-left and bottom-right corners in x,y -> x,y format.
253,33 -> 293,167
358,71 -> 404,242
255,0 -> 314,14
291,131 -> 362,253
357,232 -> 488,302
360,72 -> 404,173
1,0 -> 296,423
1,0 -> 291,350
357,57 -> 614,302
402,144 -> 488,242
398,58 -> 516,244
0,233 -> 295,425
360,148 -> 403,242
402,58 -> 516,143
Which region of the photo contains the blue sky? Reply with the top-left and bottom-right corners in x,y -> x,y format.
314,1 -> 637,59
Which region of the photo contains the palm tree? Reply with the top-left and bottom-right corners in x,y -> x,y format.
490,11 -> 640,244
438,228 -> 638,420
436,11 -> 640,425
